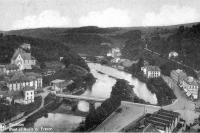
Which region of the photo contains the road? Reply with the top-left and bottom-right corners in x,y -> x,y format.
56,93 -> 105,103
162,75 -> 199,124
93,101 -> 160,132
3,86 -> 51,131
92,75 -> 199,132
144,47 -> 198,72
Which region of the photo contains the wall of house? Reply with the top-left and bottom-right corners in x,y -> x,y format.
7,78 -> 42,91
24,90 -> 34,104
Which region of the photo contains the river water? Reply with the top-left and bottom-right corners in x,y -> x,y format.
26,62 -> 158,131
78,63 -> 158,112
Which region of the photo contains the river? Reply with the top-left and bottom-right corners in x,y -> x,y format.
78,63 -> 157,112
25,62 -> 158,131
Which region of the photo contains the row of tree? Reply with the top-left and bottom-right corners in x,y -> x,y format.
76,79 -> 135,131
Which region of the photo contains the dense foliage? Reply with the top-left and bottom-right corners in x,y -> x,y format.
146,77 -> 176,106
78,79 -> 134,131
0,35 -> 89,70
148,23 -> 200,70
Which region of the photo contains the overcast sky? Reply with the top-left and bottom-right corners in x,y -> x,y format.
0,0 -> 200,30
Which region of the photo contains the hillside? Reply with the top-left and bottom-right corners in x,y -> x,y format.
0,35 -> 89,71
6,27 -> 120,56
4,22 -> 200,64
147,23 -> 200,71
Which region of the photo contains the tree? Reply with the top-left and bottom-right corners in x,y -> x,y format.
40,62 -> 46,69
111,79 -> 134,101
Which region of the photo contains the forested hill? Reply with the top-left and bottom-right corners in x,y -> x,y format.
6,27 -> 118,56
0,34 -> 89,71
148,23 -> 200,70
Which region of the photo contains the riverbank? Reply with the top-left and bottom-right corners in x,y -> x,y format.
132,70 -> 176,106
53,99 -> 88,117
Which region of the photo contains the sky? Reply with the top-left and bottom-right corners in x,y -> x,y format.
0,0 -> 200,30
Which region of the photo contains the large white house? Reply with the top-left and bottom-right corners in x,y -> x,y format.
141,66 -> 161,78
6,72 -> 42,91
11,48 -> 36,70
14,86 -> 35,104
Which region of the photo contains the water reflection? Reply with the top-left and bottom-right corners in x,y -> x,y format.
33,113 -> 84,132
77,63 -> 157,113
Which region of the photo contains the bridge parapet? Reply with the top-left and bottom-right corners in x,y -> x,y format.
56,93 -> 106,103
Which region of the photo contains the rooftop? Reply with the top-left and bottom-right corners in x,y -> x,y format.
146,109 -> 180,130
144,65 -> 161,72
23,86 -> 34,92
11,48 -> 35,61
51,79 -> 65,84
143,123 -> 160,132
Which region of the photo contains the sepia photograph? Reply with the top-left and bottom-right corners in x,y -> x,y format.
0,0 -> 200,132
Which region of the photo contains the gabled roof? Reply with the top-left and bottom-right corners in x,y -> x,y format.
11,48 -> 35,61
144,65 -> 161,72
23,86 -> 34,92
143,124 -> 160,132
51,79 -> 65,84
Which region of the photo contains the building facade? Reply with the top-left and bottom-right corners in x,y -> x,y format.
6,72 -> 42,91
146,109 -> 180,133
11,48 -> 36,70
14,87 -> 34,104
171,69 -> 199,99
141,66 -> 161,78
179,77 -> 199,99
0,64 -> 20,75
51,79 -> 73,93
23,88 -> 34,104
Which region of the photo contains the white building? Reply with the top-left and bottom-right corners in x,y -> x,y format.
11,48 -> 36,70
23,87 -> 34,104
14,86 -> 34,104
179,77 -> 199,99
6,72 -> 42,91
51,79 -> 73,93
141,66 -> 161,78
168,51 -> 178,59
171,69 -> 199,99
107,48 -> 121,63
0,64 -> 20,75
20,43 -> 31,50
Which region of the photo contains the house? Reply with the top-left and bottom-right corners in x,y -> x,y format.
0,123 -> 6,132
171,69 -> 199,99
145,109 -> 180,133
141,66 -> 161,78
168,51 -> 178,59
107,48 -> 121,63
0,64 -> 20,75
0,91 -> 13,105
13,87 -> 34,104
6,72 -> 42,91
50,79 -> 74,93
179,77 -> 199,99
170,69 -> 187,83
11,48 -> 36,70
20,43 -> 31,50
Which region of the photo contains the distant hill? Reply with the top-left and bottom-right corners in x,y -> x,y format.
4,22 -> 200,59
0,35 -> 89,71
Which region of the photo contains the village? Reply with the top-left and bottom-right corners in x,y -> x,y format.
0,43 -> 83,131
79,45 -> 200,132
0,39 -> 200,132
